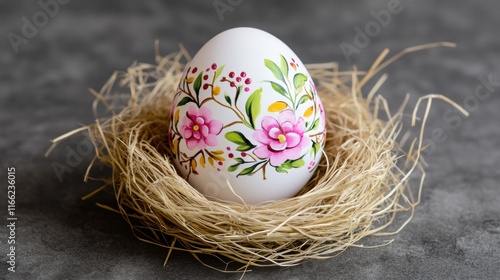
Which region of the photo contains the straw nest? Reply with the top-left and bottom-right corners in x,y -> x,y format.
49,42 -> 467,272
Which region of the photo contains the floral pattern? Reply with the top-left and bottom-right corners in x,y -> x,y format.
180,105 -> 223,150
253,110 -> 309,166
169,54 -> 326,179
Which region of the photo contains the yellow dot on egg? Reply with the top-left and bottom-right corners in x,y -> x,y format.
213,86 -> 221,96
193,125 -> 200,131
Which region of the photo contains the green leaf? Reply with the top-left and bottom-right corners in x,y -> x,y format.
225,131 -> 256,152
234,157 -> 245,164
269,81 -> 288,97
224,93 -> 232,105
290,158 -> 305,168
177,96 -> 193,107
235,86 -> 241,102
281,160 -> 293,169
237,163 -> 260,177
308,86 -> 316,97
276,166 -> 288,173
237,144 -> 255,152
277,157 -> 305,171
298,95 -> 310,105
245,87 -> 262,128
311,118 -> 320,131
311,141 -> 319,156
293,73 -> 308,91
279,54 -> 289,78
264,59 -> 285,82
214,64 -> 225,80
227,163 -> 240,172
193,72 -> 203,98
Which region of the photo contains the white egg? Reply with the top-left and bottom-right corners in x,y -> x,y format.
169,27 -> 326,204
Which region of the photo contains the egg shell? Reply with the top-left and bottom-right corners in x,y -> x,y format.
169,27 -> 326,204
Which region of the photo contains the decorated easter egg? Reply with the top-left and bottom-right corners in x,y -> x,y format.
169,27 -> 326,204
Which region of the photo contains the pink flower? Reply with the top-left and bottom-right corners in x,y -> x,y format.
253,110 -> 309,166
181,105 -> 223,150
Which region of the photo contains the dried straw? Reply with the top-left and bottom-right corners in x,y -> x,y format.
47,42 -> 467,272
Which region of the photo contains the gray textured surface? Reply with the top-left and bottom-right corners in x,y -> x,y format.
1,0 -> 499,279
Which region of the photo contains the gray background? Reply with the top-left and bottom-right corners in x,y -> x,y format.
1,0 -> 499,279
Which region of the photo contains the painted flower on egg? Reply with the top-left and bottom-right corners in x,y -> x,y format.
253,110 -> 309,166
180,105 -> 223,150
